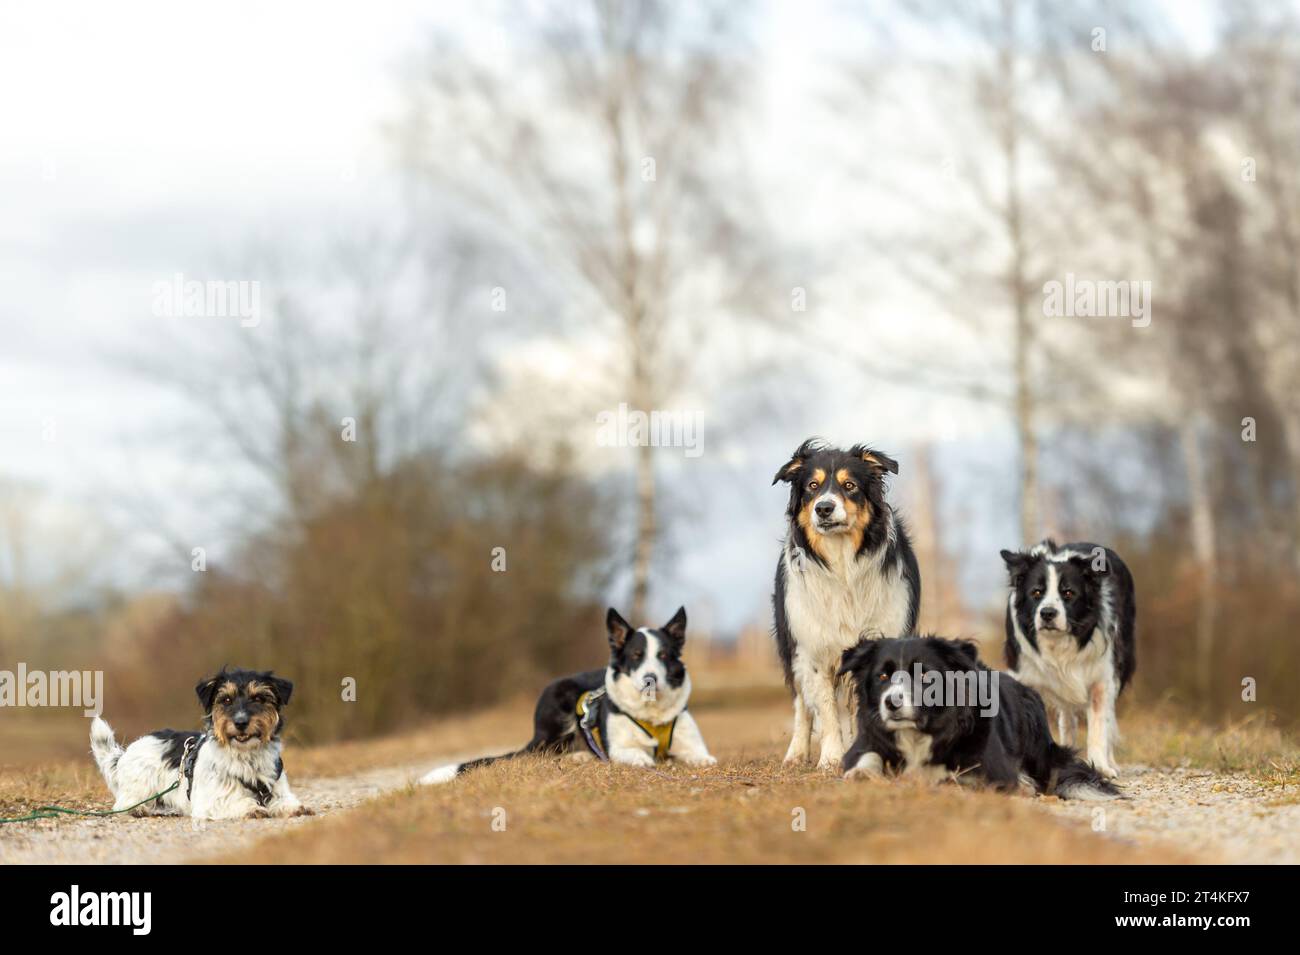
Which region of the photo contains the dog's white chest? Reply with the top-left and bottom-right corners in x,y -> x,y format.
894,729 -> 947,782
783,537 -> 910,666
1014,625 -> 1110,709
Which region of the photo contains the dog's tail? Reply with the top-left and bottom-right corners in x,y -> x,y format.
90,716 -> 123,793
1048,743 -> 1121,801
419,737 -> 553,786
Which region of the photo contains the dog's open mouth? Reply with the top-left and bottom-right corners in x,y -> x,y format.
231,733 -> 257,744
815,519 -> 847,532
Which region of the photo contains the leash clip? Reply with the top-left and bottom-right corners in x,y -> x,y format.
577,688 -> 610,762
179,736 -> 197,786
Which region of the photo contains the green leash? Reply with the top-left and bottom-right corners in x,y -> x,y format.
0,780 -> 180,825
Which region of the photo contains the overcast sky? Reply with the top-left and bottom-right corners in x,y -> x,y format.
0,1 -> 1217,630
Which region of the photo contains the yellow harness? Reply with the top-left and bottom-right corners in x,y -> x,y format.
576,689 -> 677,761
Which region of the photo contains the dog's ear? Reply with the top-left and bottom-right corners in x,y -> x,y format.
838,639 -> 881,677
265,674 -> 294,707
856,446 -> 899,476
772,438 -> 820,485
1069,547 -> 1110,577
606,607 -> 633,651
1000,549 -> 1032,586
661,606 -> 687,648
195,671 -> 225,712
935,637 -> 981,667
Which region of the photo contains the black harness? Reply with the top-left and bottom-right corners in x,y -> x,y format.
576,687 -> 678,763
179,733 -> 281,808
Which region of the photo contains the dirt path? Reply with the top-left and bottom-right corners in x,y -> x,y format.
4,750 -> 1296,864
1043,764 -> 1300,863
0,761 -> 430,865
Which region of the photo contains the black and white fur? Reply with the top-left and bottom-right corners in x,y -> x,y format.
839,636 -> 1119,800
89,667 -> 305,820
419,607 -> 715,784
1001,540 -> 1137,779
772,439 -> 921,769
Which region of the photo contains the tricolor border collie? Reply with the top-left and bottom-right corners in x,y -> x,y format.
90,667 -> 307,820
772,439 -> 921,769
838,635 -> 1119,799
420,606 -> 715,784
1000,540 -> 1136,779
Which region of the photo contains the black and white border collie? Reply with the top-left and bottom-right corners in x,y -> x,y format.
420,607 -> 715,783
1000,540 -> 1137,779
90,667 -> 307,820
772,439 -> 921,769
838,636 -> 1119,799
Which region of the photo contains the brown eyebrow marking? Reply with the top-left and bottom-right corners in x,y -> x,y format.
811,468 -> 826,484
836,468 -> 851,485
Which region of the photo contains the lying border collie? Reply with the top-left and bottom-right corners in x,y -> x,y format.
772,439 -> 921,769
1000,540 -> 1136,779
838,636 -> 1119,799
420,607 -> 715,783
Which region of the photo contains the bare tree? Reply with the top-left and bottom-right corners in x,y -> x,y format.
393,0 -> 772,621
121,225 -> 488,554
840,0 -> 1078,544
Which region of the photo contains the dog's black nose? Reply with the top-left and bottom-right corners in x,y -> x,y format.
814,501 -> 836,519
233,714 -> 250,731
884,694 -> 901,712
1039,607 -> 1058,623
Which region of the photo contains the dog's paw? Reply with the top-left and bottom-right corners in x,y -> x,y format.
843,752 -> 885,781
782,744 -> 810,765
816,750 -> 846,772
568,750 -> 596,764
681,754 -> 717,767
1094,761 -> 1120,781
291,805 -> 315,817
844,766 -> 883,782
612,749 -> 655,768
247,808 -> 272,819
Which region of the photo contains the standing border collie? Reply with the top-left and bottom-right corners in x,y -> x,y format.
772,439 -> 921,769
838,635 -> 1118,799
1000,540 -> 1136,779
90,667 -> 307,820
420,607 -> 715,783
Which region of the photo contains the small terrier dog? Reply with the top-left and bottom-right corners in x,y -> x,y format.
90,667 -> 308,820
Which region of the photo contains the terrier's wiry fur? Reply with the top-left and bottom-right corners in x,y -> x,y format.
90,667 -> 308,820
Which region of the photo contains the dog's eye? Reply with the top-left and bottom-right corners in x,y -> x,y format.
807,480 -> 819,491
1030,589 -> 1043,598
218,696 -> 232,706
843,481 -> 856,492
1062,589 -> 1075,599
878,672 -> 889,683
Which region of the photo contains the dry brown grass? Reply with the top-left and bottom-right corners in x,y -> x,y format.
0,759 -> 105,820
1120,706 -> 1300,785
8,687 -> 1296,862
215,699 -> 1197,865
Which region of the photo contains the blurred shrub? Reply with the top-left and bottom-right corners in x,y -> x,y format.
112,451 -> 616,742
1124,532 -> 1300,726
